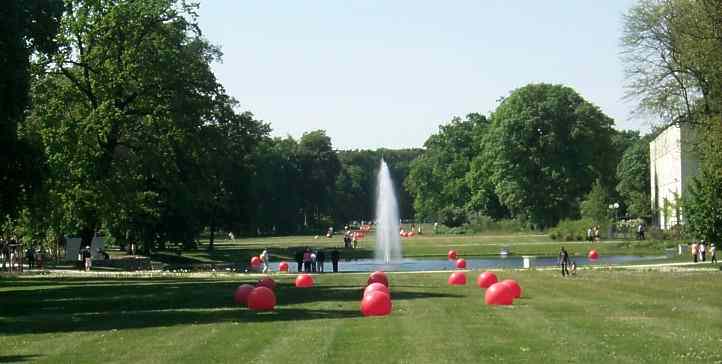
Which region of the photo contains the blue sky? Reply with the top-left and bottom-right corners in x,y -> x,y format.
198,0 -> 645,150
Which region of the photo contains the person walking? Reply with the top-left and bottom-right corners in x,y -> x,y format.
331,249 -> 340,273
710,243 -> 717,264
691,242 -> 699,263
303,248 -> 312,272
295,249 -> 304,273
559,247 -> 570,277
316,249 -> 325,273
26,246 -> 35,270
82,246 -> 92,272
260,248 -> 270,273
699,241 -> 707,262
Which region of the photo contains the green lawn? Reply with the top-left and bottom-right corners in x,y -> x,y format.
149,232 -> 677,267
2,269 -> 721,363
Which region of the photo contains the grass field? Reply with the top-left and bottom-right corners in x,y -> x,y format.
149,232 -> 677,267
2,269 -> 722,363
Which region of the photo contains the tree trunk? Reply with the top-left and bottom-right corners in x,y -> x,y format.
209,220 -> 215,251
80,226 -> 95,252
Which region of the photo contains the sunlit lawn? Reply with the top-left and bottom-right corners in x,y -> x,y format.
2,270 -> 721,363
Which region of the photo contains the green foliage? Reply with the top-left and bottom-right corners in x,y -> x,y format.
685,121 -> 722,243
548,218 -> 595,241
464,215 -> 528,234
477,84 -> 616,228
580,180 -> 611,225
615,136 -> 652,219
0,0 -> 64,220
406,114 -> 489,221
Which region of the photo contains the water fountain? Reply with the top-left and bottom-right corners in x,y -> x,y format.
374,159 -> 402,263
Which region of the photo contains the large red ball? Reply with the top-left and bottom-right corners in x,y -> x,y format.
233,284 -> 254,305
448,250 -> 458,260
295,274 -> 314,288
588,250 -> 599,260
360,291 -> 392,316
501,279 -> 522,299
367,271 -> 389,287
448,271 -> 467,285
250,256 -> 261,268
247,286 -> 276,311
485,282 -> 513,305
477,271 -> 498,289
257,277 -> 276,290
364,282 -> 390,297
455,258 -> 467,269
278,261 -> 289,272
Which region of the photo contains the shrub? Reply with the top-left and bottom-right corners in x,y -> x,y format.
548,218 -> 595,241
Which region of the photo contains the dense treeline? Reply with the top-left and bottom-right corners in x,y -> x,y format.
0,0 -> 419,253
2,0 -> 720,252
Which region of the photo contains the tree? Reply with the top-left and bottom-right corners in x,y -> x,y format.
685,122 -> 722,242
581,180 -> 612,225
27,0 -> 239,250
405,113 -> 488,222
478,84 -> 616,228
616,136 -> 652,220
0,0 -> 63,221
296,130 -> 341,229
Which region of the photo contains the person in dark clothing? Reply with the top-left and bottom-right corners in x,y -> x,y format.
559,247 -> 570,277
331,249 -> 340,273
294,249 -> 304,273
316,250 -> 325,272
26,247 -> 35,270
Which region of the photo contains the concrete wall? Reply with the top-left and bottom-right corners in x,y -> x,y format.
649,124 -> 699,229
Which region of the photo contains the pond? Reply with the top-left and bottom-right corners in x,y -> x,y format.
269,255 -> 667,273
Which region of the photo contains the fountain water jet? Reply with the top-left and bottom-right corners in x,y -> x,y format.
374,159 -> 402,263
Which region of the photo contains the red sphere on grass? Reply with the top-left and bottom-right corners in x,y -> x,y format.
250,256 -> 261,268
501,279 -> 522,299
247,286 -> 276,311
477,271 -> 498,289
364,282 -> 390,297
233,284 -> 255,305
278,261 -> 289,272
485,282 -> 513,305
360,291 -> 392,316
448,250 -> 458,260
295,274 -> 314,288
257,277 -> 276,290
588,250 -> 599,260
455,258 -> 467,269
367,271 -> 389,287
448,271 -> 467,285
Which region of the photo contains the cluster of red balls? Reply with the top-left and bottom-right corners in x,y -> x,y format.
362,271 -> 391,316
233,277 -> 277,311
446,250 -> 522,305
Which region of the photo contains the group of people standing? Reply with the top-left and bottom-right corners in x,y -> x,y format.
294,247 -> 341,273
690,241 -> 717,264
586,226 -> 601,242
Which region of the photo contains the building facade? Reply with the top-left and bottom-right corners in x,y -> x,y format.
649,124 -> 699,229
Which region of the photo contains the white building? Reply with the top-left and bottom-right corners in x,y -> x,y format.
649,124 -> 700,229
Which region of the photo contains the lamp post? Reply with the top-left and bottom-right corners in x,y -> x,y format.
608,202 -> 620,238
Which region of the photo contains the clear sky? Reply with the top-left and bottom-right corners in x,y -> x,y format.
198,0 -> 646,150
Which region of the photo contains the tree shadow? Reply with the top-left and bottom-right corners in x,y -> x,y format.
0,278 -> 462,335
0,355 -> 41,363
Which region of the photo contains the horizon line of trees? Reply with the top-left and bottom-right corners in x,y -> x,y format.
2,0 -> 720,254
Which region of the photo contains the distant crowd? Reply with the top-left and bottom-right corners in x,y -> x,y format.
690,241 -> 717,264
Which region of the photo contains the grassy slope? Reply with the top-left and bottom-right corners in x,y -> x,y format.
1,270 -> 721,363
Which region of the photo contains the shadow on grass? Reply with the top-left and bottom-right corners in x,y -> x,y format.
0,278 -> 461,335
0,355 -> 41,363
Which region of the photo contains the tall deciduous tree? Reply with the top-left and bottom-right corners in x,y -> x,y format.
478,84 -> 615,228
0,0 -> 63,221
28,0 -> 240,249
615,136 -> 652,220
406,113 -> 488,222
